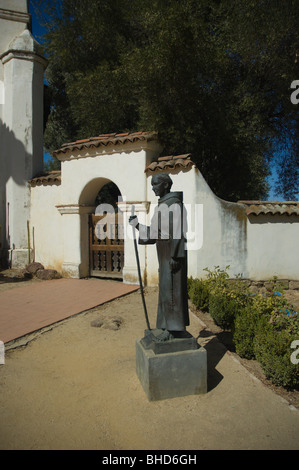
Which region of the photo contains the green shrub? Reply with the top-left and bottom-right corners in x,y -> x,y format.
209,287 -> 242,330
233,304 -> 260,359
233,291 -> 295,361
254,311 -> 299,388
188,277 -> 210,312
189,269 -> 299,389
203,265 -> 230,289
208,275 -> 251,330
188,266 -> 232,314
187,276 -> 194,293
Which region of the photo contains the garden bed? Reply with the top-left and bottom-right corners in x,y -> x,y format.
189,300 -> 299,410
188,267 -> 299,407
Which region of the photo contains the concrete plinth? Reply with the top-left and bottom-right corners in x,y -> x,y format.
136,336 -> 207,401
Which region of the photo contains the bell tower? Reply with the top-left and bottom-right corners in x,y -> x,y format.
0,0 -> 47,267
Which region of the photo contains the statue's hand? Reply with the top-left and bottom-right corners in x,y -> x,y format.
129,215 -> 139,228
170,258 -> 181,273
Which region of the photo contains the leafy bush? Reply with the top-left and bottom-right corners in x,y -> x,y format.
187,276 -> 194,293
208,287 -> 241,329
203,265 -> 230,290
188,267 -> 299,388
233,304 -> 260,359
188,277 -> 210,312
208,269 -> 251,330
232,292 -> 283,359
254,311 -> 299,388
232,290 -> 299,388
188,266 -> 232,314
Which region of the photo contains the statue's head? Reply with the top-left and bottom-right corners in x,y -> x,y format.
151,173 -> 173,198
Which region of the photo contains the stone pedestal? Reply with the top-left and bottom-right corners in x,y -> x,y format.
136,330 -> 207,401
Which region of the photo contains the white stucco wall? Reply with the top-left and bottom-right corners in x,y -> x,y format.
246,215 -> 299,280
54,141 -> 162,278
60,143 -> 160,204
3,52 -> 45,244
30,183 -> 63,271
29,141 -> 299,283
0,1 -> 29,63
145,166 -> 250,285
144,167 -> 299,284
0,1 -> 30,262
0,3 -> 47,267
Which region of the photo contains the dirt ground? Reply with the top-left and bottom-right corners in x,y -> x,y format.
0,273 -> 299,450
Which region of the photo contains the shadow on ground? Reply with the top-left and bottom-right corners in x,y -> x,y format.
197,328 -> 229,392
0,269 -> 33,284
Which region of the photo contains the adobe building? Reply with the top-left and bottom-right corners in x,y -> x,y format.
29,132 -> 299,286
1,2 -> 299,287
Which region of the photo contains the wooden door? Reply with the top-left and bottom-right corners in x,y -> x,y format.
89,213 -> 124,279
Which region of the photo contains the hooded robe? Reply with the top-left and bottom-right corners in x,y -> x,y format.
138,191 -> 189,331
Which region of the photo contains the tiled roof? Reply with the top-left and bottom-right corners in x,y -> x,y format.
239,201 -> 299,216
29,171 -> 61,186
53,131 -> 158,157
145,154 -> 195,173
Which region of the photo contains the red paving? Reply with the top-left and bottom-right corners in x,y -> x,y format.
0,278 -> 139,343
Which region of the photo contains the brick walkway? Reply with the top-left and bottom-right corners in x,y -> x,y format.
0,278 -> 139,343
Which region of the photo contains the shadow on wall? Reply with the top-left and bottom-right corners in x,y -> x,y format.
0,120 -> 31,268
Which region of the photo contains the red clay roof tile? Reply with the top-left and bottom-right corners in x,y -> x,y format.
53,131 -> 158,157
238,201 -> 299,216
145,154 -> 195,173
29,171 -> 61,186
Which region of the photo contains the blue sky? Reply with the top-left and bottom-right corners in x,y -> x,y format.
28,1 -> 286,201
29,1 -> 46,43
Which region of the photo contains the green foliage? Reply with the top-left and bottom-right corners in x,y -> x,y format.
233,292 -> 290,359
233,304 -> 259,359
254,313 -> 299,388
204,266 -> 251,329
32,0 -> 299,201
188,267 -> 299,388
188,266 -> 232,314
209,288 -> 241,330
203,266 -> 230,288
188,277 -> 210,312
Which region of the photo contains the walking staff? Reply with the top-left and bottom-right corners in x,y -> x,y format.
130,205 -> 151,331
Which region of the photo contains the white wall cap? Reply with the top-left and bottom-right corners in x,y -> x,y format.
0,29 -> 47,66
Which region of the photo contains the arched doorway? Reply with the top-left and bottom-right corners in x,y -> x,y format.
50,132 -> 162,282
89,181 -> 124,279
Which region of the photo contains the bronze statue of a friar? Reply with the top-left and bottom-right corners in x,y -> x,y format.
129,173 -> 189,342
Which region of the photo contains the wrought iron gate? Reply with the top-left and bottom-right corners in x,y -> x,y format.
89,213 -> 124,279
